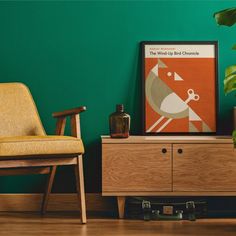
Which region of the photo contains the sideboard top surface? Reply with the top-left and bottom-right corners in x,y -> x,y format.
101,135 -> 233,144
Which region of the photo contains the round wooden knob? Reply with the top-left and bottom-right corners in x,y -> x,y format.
162,148 -> 167,154
178,149 -> 183,154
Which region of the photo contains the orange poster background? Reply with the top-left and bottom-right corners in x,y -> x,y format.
145,57 -> 216,133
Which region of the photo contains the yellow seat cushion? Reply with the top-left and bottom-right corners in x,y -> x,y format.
0,136 -> 84,158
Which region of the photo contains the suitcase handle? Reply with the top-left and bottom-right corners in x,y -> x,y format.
152,210 -> 183,220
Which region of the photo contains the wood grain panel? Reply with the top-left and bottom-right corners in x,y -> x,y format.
173,144 -> 236,191
0,167 -> 50,175
0,157 -> 77,168
103,191 -> 236,196
0,193 -> 115,212
102,144 -> 172,192
0,214 -> 236,236
101,136 -> 233,144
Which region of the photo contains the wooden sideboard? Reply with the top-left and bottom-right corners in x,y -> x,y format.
101,135 -> 236,218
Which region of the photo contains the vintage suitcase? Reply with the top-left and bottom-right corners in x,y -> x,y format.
126,197 -> 208,221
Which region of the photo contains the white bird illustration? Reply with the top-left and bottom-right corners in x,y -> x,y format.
145,60 -> 211,133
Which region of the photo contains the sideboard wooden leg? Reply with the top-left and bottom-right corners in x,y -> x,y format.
117,196 -> 126,219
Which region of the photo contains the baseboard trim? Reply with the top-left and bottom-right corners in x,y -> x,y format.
0,193 -> 116,212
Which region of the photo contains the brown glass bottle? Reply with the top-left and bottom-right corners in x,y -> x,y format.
109,104 -> 130,138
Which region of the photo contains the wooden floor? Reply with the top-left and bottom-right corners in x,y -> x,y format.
0,213 -> 236,236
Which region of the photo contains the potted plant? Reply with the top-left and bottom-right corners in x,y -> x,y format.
214,7 -> 236,143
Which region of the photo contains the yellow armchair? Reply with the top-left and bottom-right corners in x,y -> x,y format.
0,83 -> 86,223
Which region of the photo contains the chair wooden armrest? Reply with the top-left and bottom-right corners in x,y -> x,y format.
52,106 -> 86,138
52,106 -> 86,118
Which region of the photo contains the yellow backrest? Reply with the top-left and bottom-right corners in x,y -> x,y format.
0,83 -> 46,136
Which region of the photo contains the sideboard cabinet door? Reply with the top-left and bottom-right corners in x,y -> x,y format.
102,144 -> 172,192
173,144 -> 236,191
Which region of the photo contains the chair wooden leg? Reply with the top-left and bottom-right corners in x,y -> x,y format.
41,166 -> 57,215
74,155 -> 87,224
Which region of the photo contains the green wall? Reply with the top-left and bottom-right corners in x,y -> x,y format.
0,1 -> 235,193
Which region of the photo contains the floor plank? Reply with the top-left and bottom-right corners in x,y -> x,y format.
0,213 -> 236,236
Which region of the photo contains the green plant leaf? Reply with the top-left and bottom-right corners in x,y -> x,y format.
232,130 -> 236,146
224,65 -> 236,94
224,73 -> 236,94
225,64 -> 236,77
214,7 -> 236,26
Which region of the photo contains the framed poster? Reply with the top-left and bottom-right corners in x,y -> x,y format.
141,41 -> 218,135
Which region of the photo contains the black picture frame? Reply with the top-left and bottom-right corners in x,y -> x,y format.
141,41 -> 218,135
